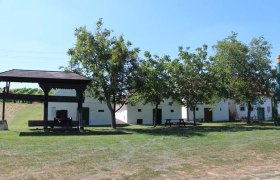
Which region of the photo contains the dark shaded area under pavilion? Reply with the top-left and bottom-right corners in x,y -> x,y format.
0,69 -> 91,131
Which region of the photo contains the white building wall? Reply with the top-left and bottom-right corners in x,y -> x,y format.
116,105 -> 128,123
188,104 -> 204,121
182,107 -> 187,119
213,100 -> 229,121
83,99 -> 111,125
162,101 -> 182,120
48,102 -> 77,121
127,104 -> 154,124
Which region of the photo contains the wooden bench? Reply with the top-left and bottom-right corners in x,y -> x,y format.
165,119 -> 186,127
28,120 -> 79,129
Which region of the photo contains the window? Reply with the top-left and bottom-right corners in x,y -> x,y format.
240,106 -> 245,111
220,108 -> 222,111
137,119 -> 143,124
98,110 -> 104,112
138,109 -> 142,112
168,102 -> 173,106
196,107 -> 199,111
170,109 -> 174,112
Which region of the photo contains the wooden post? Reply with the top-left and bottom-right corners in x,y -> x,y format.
76,87 -> 86,131
2,82 -> 10,121
40,84 -> 51,130
2,87 -> 5,121
78,98 -> 83,130
77,90 -> 83,131
43,91 -> 49,130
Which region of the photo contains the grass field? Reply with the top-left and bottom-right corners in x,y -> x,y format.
1,103 -> 280,179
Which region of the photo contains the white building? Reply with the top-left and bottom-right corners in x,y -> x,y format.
48,89 -> 111,125
182,97 -> 273,122
49,90 -> 182,125
116,99 -> 183,125
182,100 -> 230,122
235,97 -> 272,121
49,89 -> 273,125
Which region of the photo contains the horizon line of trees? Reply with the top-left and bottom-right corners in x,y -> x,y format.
65,18 -> 274,128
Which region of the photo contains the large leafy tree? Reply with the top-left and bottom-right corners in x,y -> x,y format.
66,19 -> 141,129
212,33 -> 272,124
134,51 -> 171,127
170,45 -> 211,126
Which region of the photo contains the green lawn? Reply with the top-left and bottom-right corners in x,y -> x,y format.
1,103 -> 280,179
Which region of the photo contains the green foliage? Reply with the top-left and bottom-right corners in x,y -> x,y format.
131,52 -> 172,126
170,45 -> 211,125
212,32 -> 273,123
9,88 -> 54,96
66,19 -> 141,129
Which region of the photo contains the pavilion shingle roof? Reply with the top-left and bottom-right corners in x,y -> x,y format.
0,69 -> 91,84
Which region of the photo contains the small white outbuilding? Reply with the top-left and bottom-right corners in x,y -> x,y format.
235,97 -> 272,121
182,100 -> 230,122
116,99 -> 183,125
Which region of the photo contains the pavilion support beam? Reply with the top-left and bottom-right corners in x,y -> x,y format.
1,82 -> 10,130
76,86 -> 86,131
2,89 -> 4,121
0,93 -> 82,103
2,82 -> 10,121
43,92 -> 49,130
77,98 -> 83,130
40,83 -> 51,130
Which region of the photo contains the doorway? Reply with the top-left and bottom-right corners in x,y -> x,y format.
153,109 -> 162,125
82,107 -> 90,126
204,108 -> 213,122
257,107 -> 265,121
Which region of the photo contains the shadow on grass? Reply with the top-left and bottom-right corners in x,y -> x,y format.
85,124 -> 131,128
119,122 -> 280,137
19,129 -> 131,136
19,122 -> 280,137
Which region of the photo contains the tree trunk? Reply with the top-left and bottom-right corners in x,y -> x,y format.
247,102 -> 252,124
272,97 -> 278,120
153,104 -> 158,127
193,107 -> 197,126
187,107 -> 190,123
106,99 -> 117,129
110,110 -> 117,129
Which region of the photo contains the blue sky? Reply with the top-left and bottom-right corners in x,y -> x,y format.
0,0 -> 280,88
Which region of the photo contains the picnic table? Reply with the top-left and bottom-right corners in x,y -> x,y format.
165,118 -> 186,127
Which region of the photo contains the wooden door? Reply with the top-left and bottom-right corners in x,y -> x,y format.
153,109 -> 162,125
204,108 -> 213,122
257,107 -> 265,121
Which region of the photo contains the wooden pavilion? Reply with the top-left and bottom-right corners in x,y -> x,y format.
0,69 -> 91,131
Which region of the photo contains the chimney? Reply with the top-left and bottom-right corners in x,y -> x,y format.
277,55 -> 280,63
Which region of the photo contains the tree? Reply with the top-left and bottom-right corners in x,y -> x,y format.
66,19 -> 141,129
170,45 -> 211,126
133,51 -> 171,127
212,33 -> 272,124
